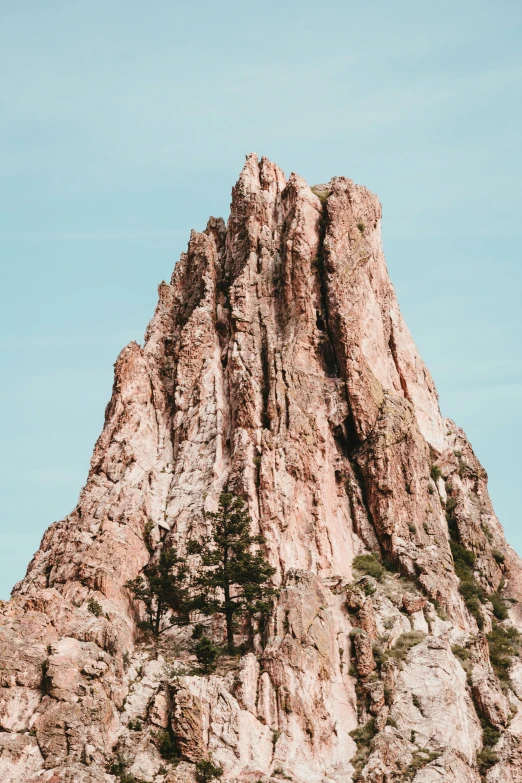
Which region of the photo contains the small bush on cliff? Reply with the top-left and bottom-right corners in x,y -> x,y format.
430,464 -> 442,482
482,523 -> 493,543
445,497 -> 457,516
87,597 -> 103,617
195,758 -> 224,782
188,492 -> 276,652
192,622 -> 206,639
487,621 -> 520,684
490,591 -> 509,621
349,718 -> 376,774
450,540 -> 486,628
492,549 -> 505,565
155,730 -> 180,762
387,631 -> 426,663
124,548 -> 191,636
375,632 -> 426,670
143,520 -> 155,554
108,755 -> 145,783
311,186 -> 330,203
402,749 -> 441,780
477,746 -> 500,775
352,554 -> 385,582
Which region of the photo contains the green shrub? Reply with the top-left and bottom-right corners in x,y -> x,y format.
156,730 -> 179,762
402,749 -> 441,780
195,759 -> 224,782
374,631 -> 426,670
128,718 -> 142,731
492,549 -> 505,565
352,554 -> 385,582
466,596 -> 485,629
108,755 -> 144,783
487,622 -> 520,683
430,465 -> 442,482
477,746 -> 499,774
482,722 -> 501,748
445,497 -> 457,516
311,186 -> 330,203
143,520 -> 155,554
87,597 -> 103,617
349,718 -> 376,773
490,592 -> 509,621
451,541 -> 476,571
192,623 -> 205,640
372,641 -> 385,669
457,458 -> 470,477
382,557 -> 399,573
357,222 -> 365,234
450,540 -> 487,628
387,631 -> 426,663
451,644 -> 470,664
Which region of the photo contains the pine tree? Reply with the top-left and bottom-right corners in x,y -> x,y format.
188,492 -> 276,652
124,548 -> 191,635
194,635 -> 220,673
195,758 -> 223,783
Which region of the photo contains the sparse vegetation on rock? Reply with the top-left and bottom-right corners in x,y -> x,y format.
195,758 -> 224,782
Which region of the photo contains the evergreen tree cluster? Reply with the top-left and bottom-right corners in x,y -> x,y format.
124,492 -> 276,653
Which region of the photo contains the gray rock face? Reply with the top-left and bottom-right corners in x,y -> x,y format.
1,154 -> 522,782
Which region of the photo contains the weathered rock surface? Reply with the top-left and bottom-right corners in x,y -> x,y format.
1,153 -> 522,782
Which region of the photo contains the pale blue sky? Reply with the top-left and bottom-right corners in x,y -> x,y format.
1,1 -> 521,597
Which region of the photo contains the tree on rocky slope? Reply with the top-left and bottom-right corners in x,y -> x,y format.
124,548 -> 191,635
188,492 -> 276,652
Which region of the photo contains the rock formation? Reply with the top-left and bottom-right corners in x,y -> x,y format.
1,153 -> 522,782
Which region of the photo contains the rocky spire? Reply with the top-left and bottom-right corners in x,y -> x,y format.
1,155 -> 521,783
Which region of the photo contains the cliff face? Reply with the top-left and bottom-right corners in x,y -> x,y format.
2,154 -> 522,783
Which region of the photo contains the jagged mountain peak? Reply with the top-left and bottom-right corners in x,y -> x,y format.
1,157 -> 521,783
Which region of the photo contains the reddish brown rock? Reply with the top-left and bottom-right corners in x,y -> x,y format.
402,594 -> 427,615
353,632 -> 377,678
0,154 -> 520,782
